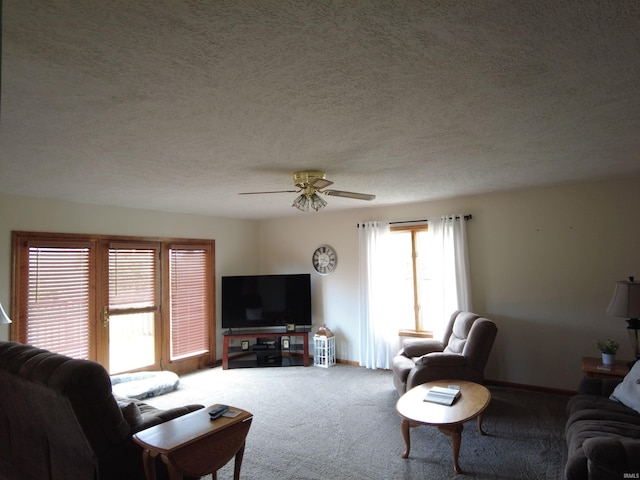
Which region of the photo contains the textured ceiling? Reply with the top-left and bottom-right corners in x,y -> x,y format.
1,0 -> 639,220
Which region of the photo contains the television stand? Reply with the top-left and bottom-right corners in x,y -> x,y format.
222,329 -> 311,370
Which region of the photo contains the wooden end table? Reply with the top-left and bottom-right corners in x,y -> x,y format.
133,405 -> 253,480
396,380 -> 491,474
581,356 -> 631,379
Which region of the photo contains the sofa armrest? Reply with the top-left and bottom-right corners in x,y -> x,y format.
402,339 -> 445,358
582,437 -> 640,479
125,402 -> 204,434
152,404 -> 204,423
578,377 -> 621,397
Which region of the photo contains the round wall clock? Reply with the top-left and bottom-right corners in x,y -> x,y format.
312,245 -> 337,275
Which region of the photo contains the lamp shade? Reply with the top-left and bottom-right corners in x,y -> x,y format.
0,302 -> 12,324
606,281 -> 640,318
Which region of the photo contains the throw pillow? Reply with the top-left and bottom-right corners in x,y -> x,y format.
610,360 -> 640,413
117,400 -> 143,429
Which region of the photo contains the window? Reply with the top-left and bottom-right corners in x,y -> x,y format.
108,243 -> 160,373
11,232 -> 215,374
22,241 -> 96,359
389,225 -> 433,334
168,245 -> 212,361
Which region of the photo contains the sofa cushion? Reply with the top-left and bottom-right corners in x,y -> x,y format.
565,376 -> 640,480
567,395 -> 640,427
610,360 -> 640,413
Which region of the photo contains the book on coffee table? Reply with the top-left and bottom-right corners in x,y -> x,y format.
424,386 -> 461,406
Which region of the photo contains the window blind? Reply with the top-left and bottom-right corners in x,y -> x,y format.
109,247 -> 157,310
169,247 -> 210,360
26,245 -> 92,359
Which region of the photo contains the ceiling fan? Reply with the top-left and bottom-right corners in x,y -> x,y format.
239,170 -> 376,212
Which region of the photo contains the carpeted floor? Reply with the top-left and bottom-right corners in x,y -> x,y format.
144,364 -> 569,480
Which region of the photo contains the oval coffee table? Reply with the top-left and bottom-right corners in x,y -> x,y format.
395,380 -> 491,474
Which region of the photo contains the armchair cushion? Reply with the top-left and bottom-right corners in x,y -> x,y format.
444,312 -> 478,354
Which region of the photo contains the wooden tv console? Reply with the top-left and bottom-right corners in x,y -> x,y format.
222,329 -> 311,369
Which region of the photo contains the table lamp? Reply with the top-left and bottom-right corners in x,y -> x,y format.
606,277 -> 640,360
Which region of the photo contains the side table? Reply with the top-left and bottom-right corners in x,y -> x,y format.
133,405 -> 252,480
581,356 -> 631,379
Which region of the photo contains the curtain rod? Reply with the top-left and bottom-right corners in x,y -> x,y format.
389,214 -> 472,225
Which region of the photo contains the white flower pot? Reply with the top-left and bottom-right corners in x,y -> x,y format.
601,353 -> 616,365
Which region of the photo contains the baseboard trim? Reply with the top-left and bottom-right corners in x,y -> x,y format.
335,358 -> 577,395
214,356 -> 577,395
486,379 -> 576,396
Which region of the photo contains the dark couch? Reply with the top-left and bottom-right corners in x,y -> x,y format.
565,376 -> 640,480
0,341 -> 203,480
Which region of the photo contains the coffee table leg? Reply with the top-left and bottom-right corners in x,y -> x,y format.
400,419 -> 411,458
477,412 -> 487,436
438,424 -> 464,474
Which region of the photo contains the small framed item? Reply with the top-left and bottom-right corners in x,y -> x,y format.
286,323 -> 296,332
282,338 -> 290,350
241,340 -> 250,351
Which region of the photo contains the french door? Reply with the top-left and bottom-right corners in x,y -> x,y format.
11,232 -> 215,375
106,243 -> 161,373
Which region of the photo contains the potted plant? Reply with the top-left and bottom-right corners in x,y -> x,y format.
595,339 -> 619,365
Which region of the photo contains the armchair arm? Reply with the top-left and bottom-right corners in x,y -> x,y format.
416,352 -> 468,368
582,437 -> 640,479
402,338 -> 445,358
406,353 -> 471,390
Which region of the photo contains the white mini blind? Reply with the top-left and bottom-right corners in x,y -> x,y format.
169,247 -> 210,360
109,247 -> 157,310
27,245 -> 92,359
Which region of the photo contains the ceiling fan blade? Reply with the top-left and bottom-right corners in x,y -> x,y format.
238,190 -> 298,195
308,177 -> 333,189
323,190 -> 376,201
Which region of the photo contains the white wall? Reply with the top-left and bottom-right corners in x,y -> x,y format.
258,178 -> 640,390
0,193 -> 260,356
2,177 -> 639,390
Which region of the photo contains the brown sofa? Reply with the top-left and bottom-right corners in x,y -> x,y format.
391,310 -> 497,395
565,376 -> 640,480
0,341 -> 203,480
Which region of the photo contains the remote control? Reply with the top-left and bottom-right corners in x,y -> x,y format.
209,405 -> 229,420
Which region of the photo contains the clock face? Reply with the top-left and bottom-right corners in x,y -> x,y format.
312,245 -> 337,275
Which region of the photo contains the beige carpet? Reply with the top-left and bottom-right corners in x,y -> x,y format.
144,364 -> 569,480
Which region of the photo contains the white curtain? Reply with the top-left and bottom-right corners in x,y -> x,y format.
358,221 -> 398,369
418,215 -> 472,340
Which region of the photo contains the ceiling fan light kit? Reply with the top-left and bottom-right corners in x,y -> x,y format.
241,170 -> 375,213
292,192 -> 327,212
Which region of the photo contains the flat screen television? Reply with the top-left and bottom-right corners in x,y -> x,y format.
222,274 -> 311,329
